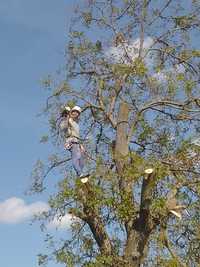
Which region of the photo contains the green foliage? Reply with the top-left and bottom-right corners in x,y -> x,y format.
41,75 -> 52,90
179,50 -> 192,61
40,135 -> 49,143
48,116 -> 57,131
138,120 -> 154,142
177,49 -> 200,62
84,255 -> 113,267
56,250 -> 77,267
81,236 -> 94,253
111,59 -> 147,77
112,6 -> 120,15
176,73 -> 185,81
168,79 -> 177,96
71,31 -> 84,38
38,254 -> 48,266
192,50 -> 200,57
53,81 -> 70,96
30,159 -> 45,193
174,15 -> 196,28
111,63 -> 134,76
82,12 -> 92,26
128,151 -> 146,179
65,99 -> 77,109
184,79 -> 195,94
133,58 -> 148,76
98,79 -> 105,90
151,197 -> 166,218
161,258 -> 180,267
116,191 -> 135,221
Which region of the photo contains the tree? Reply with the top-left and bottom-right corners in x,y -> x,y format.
32,1 -> 200,266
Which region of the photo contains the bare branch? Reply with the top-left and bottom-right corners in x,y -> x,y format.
44,158 -> 71,180
128,98 -> 200,144
148,47 -> 198,74
148,0 -> 173,26
115,2 -> 134,21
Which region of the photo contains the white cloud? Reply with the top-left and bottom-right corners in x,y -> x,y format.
131,36 -> 154,50
47,213 -> 74,230
0,197 -> 75,230
105,37 -> 186,84
0,197 -> 49,224
105,36 -> 154,65
152,64 -> 185,83
152,71 -> 168,83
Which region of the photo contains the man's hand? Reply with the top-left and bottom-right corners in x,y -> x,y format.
80,144 -> 85,153
64,142 -> 71,150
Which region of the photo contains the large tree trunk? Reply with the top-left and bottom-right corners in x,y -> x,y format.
115,102 -> 155,267
124,226 -> 149,266
124,174 -> 155,266
114,102 -> 134,232
115,102 -> 129,172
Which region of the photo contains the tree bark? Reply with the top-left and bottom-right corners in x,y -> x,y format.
115,102 -> 129,172
114,103 -> 155,266
124,174 -> 155,266
114,102 -> 134,233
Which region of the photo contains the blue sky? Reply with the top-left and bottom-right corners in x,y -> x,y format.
0,1 -> 77,266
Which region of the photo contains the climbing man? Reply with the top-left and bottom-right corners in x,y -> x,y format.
59,105 -> 89,183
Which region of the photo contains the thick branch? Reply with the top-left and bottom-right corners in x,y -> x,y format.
77,183 -> 113,255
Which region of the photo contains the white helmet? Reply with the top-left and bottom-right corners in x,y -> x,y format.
71,106 -> 82,113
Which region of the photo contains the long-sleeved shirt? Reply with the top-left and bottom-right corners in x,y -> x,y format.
68,118 -> 80,139
59,118 -> 69,137
59,117 -> 80,145
65,118 -> 80,150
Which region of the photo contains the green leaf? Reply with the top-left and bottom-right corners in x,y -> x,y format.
133,58 -> 148,76
40,135 -> 49,144
71,31 -> 84,38
82,12 -> 92,25
192,50 -> 200,57
98,79 -> 105,90
38,254 -> 48,266
176,73 -> 185,81
185,80 -> 195,94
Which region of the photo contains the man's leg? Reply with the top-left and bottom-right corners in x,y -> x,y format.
79,151 -> 90,183
71,144 -> 83,176
79,153 -> 84,172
